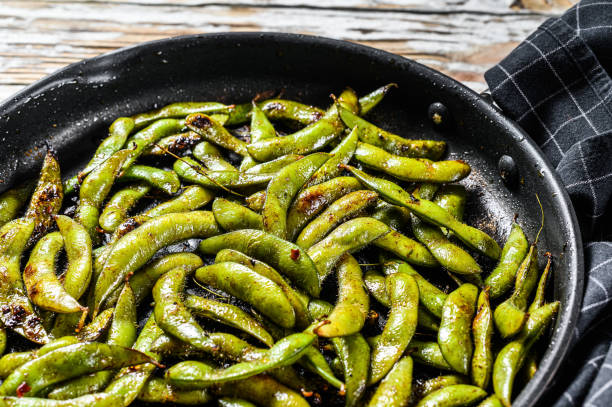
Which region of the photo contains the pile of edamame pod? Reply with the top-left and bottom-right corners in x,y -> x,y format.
0,84 -> 558,407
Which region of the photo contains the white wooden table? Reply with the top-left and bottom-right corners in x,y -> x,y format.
0,0 -> 574,101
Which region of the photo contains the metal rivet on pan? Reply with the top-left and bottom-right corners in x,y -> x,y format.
427,102 -> 450,128
498,155 -> 518,186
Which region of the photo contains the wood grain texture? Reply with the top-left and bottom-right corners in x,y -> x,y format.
0,0 -> 574,101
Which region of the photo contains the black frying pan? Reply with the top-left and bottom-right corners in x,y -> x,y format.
0,33 -> 582,406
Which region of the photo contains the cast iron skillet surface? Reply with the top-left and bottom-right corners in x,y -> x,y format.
0,33 -> 583,406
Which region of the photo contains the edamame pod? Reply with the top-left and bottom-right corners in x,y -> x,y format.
25,150 -> 63,242
185,294 -> 274,346
493,244 -> 539,338
218,398 -> 257,407
99,184 -> 150,232
369,272 -> 419,384
192,141 -> 237,172
492,302 -> 559,407
355,142 -> 470,182
75,149 -> 131,242
0,182 -> 33,228
347,166 -> 501,259
339,106 -> 446,159
186,113 -> 249,157
154,267 -> 216,351
438,284 -> 478,375
142,185 -> 214,218
374,230 -> 438,268
359,83 -> 397,115
414,375 -> 469,400
364,270 -> 391,307
485,223 -> 529,299
367,356 -> 413,407
55,215 -> 92,301
245,190 -> 266,212
250,101 -> 276,142
297,190 -> 378,249
434,184 -> 467,235
371,200 -> 412,231
478,395 -> 504,407
0,393 -> 121,406
174,158 -> 272,190
259,98 -> 324,125
307,217 -> 389,282
245,154 -> 304,175
262,153 -> 329,239
286,176 -> 362,241
304,126 -> 359,188
122,118 -> 185,169
0,352 -> 36,379
0,217 -> 48,344
166,333 -> 315,387
314,254 -> 369,337
198,229 -> 320,297
136,377 -> 212,404
118,165 -> 180,195
214,249 -> 310,328
144,131 -> 201,156
131,101 -> 228,128
0,343 -> 157,397
409,340 -> 453,370
415,384 -> 487,407
24,232 -> 86,317
77,308 -> 114,342
94,211 -> 220,316
212,198 -> 263,231
195,262 -> 296,328
214,373 -> 310,407
528,252 -> 552,313
472,289 -> 493,389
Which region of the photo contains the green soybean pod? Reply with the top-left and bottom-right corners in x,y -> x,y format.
136,377 -> 212,404
118,165 -> 180,195
195,262 -> 296,328
215,373 -> 310,407
367,356 -> 413,407
297,190 -> 378,249
359,83 -> 398,115
174,158 -> 273,190
304,126 -> 359,188
259,98 -> 324,125
262,153 -> 329,239
0,352 -> 36,379
416,384 -> 487,407
219,398 -> 257,407
307,217 -> 389,282
245,154 -> 304,175
77,308 -> 114,342
347,166 -> 501,259
185,294 -> 274,347
192,141 -> 237,172
131,102 -> 229,129
0,182 -> 34,228
213,198 -> 263,231
250,101 -> 276,142
143,131 -> 202,156
519,350 -> 538,383
0,217 -> 47,344
382,259 -> 447,318
355,142 -> 470,182
408,340 -> 453,371
314,254 -> 368,337
374,230 -> 438,268
438,284 -> 478,375
24,232 -> 86,317
528,252 -> 552,313
154,267 -> 216,352
214,249 -> 310,329
75,149 -> 132,242
339,106 -> 446,160
478,395 -> 504,407
98,184 -> 150,232
94,211 -> 220,316
198,229 -> 320,297
472,289 -> 493,389
142,185 -> 215,218
286,176 -> 362,241
493,244 -> 539,339
0,343 -> 157,397
493,301 -> 559,407
0,393 -> 122,407
371,200 -> 412,231
364,269 -> 391,307
65,117 -> 135,194
245,190 -> 266,212
414,375 -> 469,399
485,223 -> 529,299
247,89 -> 357,162
25,150 -> 63,243
167,333 -> 315,387
434,184 -> 467,235
369,273 -> 419,384
122,118 -> 185,169
55,215 -> 92,301
186,113 -> 249,156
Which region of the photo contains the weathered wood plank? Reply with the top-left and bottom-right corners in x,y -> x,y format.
0,1 -> 573,101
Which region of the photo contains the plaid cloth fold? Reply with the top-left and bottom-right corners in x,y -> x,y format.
485,1 -> 612,406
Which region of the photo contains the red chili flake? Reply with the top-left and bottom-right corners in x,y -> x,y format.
290,249 -> 300,260
16,382 -> 31,397
301,389 -> 314,397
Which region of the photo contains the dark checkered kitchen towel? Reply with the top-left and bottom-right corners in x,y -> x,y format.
485,1 -> 612,405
